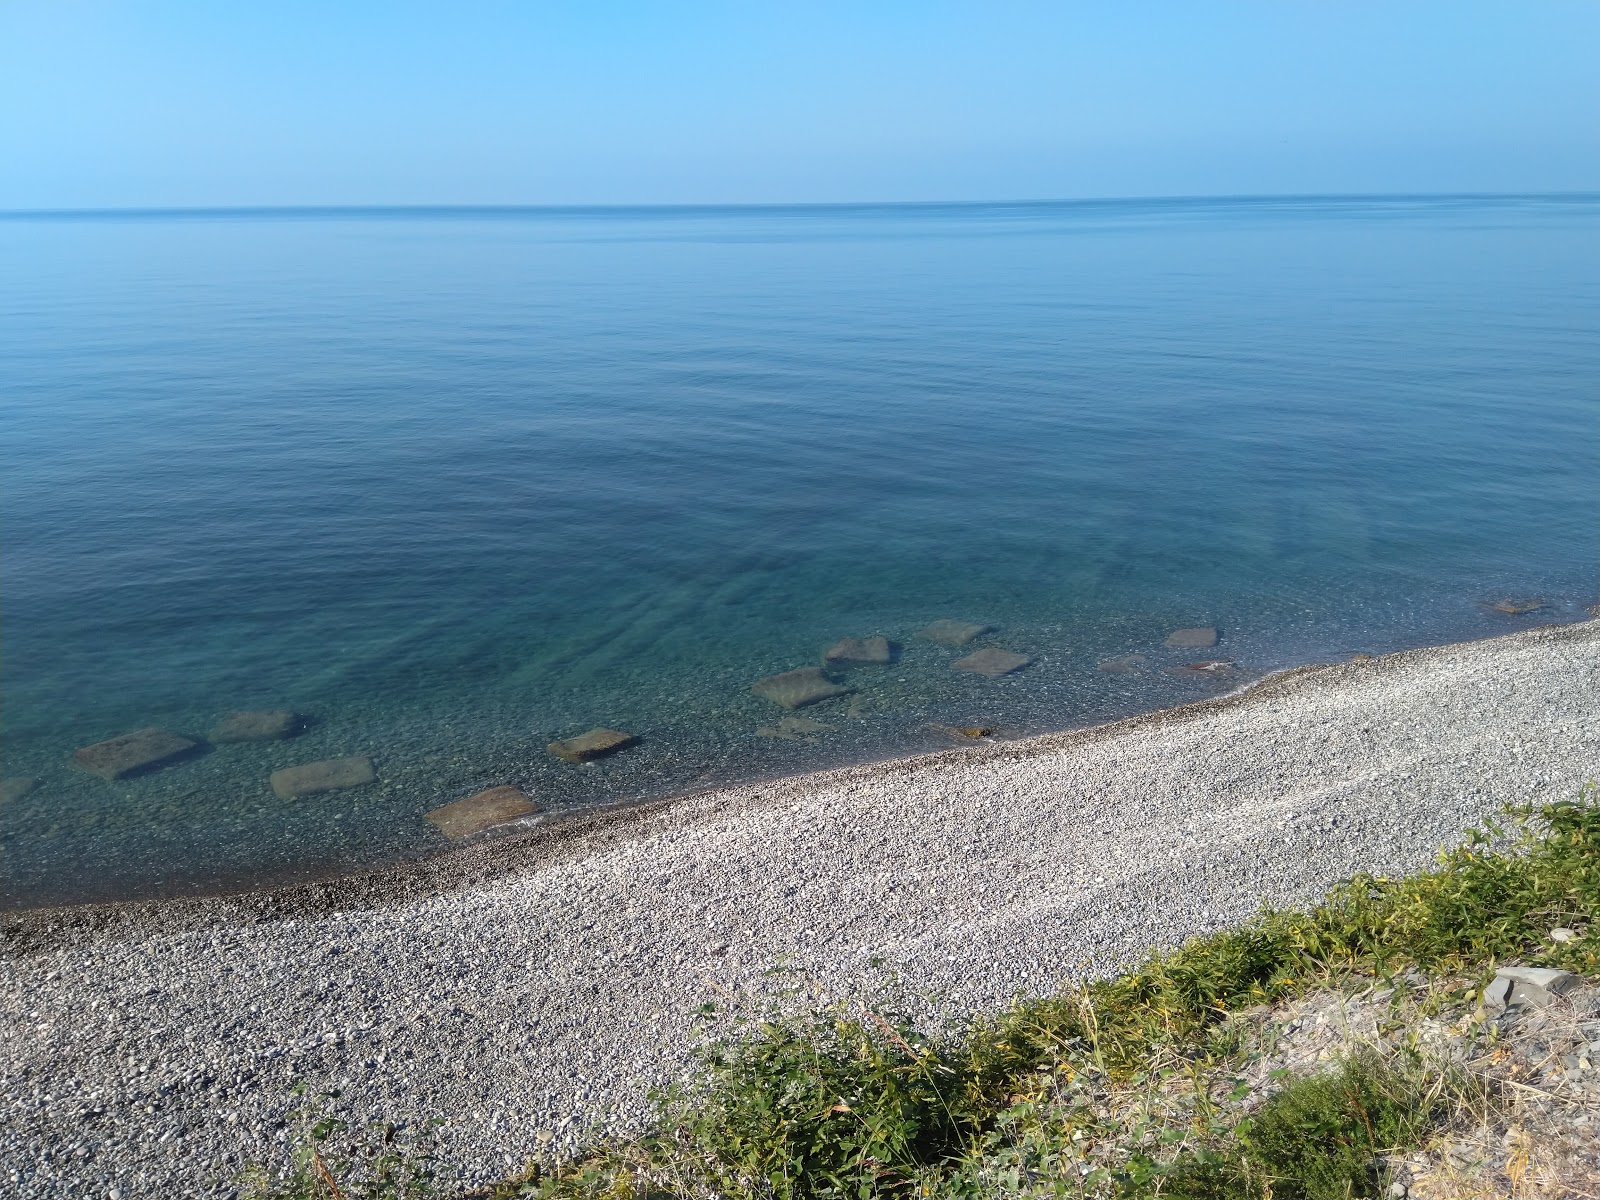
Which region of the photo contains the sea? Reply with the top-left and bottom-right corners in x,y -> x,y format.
2,195 -> 1595,909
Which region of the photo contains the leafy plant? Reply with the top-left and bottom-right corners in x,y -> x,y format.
240,1088 -> 448,1200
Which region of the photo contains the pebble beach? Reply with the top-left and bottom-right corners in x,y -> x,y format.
2,619 -> 1596,1198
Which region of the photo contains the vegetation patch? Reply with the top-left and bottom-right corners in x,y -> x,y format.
242,789 -> 1600,1199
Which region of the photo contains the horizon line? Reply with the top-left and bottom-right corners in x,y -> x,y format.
4,190 -> 1598,219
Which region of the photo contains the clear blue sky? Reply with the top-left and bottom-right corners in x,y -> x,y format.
3,1 -> 1596,208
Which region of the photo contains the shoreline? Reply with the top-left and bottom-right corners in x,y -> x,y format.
0,621 -> 1572,938
2,619 -> 1596,1197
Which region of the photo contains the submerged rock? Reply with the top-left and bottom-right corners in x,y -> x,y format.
71,728 -> 200,781
1164,627 -> 1219,649
269,755 -> 376,799
920,620 -> 993,647
548,728 -> 638,763
425,785 -> 539,841
0,777 -> 36,805
823,636 -> 893,664
210,709 -> 303,743
1180,659 -> 1236,673
756,715 -> 832,741
951,648 -> 1033,677
1097,654 -> 1148,674
1487,598 -> 1544,616
751,667 -> 851,710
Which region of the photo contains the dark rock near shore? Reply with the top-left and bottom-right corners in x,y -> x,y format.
823,636 -> 893,664
548,728 -> 638,763
269,755 -> 376,799
751,667 -> 852,709
425,785 -> 539,841
71,728 -> 200,781
952,648 -> 1033,677
1164,627 -> 1219,649
921,620 -> 993,647
210,709 -> 303,743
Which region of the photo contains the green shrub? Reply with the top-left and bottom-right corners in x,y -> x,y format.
1160,1050 -> 1449,1200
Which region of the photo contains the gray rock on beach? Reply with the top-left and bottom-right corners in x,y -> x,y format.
921,619 -> 993,647
823,636 -> 892,664
71,728 -> 200,781
1165,627 -> 1220,649
548,728 -> 638,763
269,755 -> 376,799
210,709 -> 304,743
751,667 -> 852,709
952,648 -> 1034,677
1482,967 -> 1580,1013
425,785 -> 539,841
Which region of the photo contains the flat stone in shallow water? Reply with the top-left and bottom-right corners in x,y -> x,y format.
920,619 -> 992,647
751,667 -> 852,709
548,728 -> 638,763
823,636 -> 892,664
425,786 -> 539,841
71,728 -> 200,781
1164,627 -> 1219,648
0,778 -> 36,805
210,709 -> 303,743
952,648 -> 1033,677
1098,654 -> 1148,674
269,756 -> 376,799
755,715 -> 832,740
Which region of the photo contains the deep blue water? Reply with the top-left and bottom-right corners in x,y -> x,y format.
2,196 -> 1595,908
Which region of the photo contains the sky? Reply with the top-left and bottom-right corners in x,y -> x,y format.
2,1 -> 1597,209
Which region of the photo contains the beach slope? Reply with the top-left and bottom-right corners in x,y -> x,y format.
2,620 -> 1595,1197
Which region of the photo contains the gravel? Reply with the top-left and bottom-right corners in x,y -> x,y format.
3,620 -> 1596,1198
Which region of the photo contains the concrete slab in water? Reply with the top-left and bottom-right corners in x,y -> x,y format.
210,710 -> 303,743
425,786 -> 539,841
1164,627 -> 1220,649
548,728 -> 638,763
1098,654 -> 1148,674
751,667 -> 852,709
270,756 -> 376,800
756,715 -> 832,740
71,729 -> 200,781
952,648 -> 1033,677
0,778 -> 36,805
823,636 -> 892,664
921,620 -> 992,647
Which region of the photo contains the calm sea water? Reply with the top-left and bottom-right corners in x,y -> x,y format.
2,197 -> 1595,909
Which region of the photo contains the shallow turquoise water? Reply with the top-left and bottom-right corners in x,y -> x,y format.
2,197 -> 1595,908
